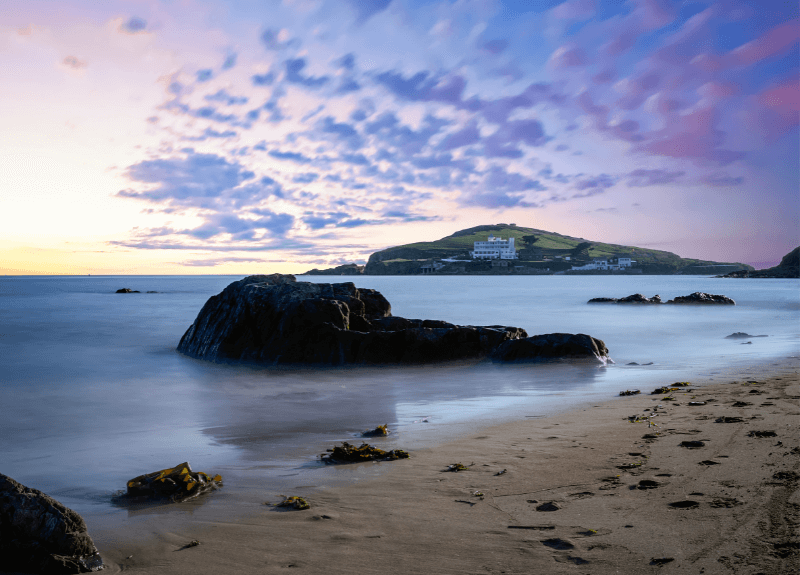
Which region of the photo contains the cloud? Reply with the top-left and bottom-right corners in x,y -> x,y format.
179,257 -> 268,267
626,169 -> 685,186
574,174 -> 617,195
260,28 -> 300,51
346,0 -> 392,23
438,121 -> 481,151
374,71 -> 466,104
62,56 -> 86,69
292,172 -> 319,183
183,127 -> 238,141
221,54 -> 237,70
701,172 -> 745,187
285,58 -> 329,88
204,89 -> 249,106
120,17 -> 147,34
268,149 -> 312,163
251,72 -> 275,86
118,151 -> 256,205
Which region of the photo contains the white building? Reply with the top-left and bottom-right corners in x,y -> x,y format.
470,235 -> 518,259
571,257 -> 635,271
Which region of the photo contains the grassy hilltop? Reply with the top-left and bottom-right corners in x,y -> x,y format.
360,224 -> 753,275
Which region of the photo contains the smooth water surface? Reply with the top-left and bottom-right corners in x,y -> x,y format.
0,274 -> 798,536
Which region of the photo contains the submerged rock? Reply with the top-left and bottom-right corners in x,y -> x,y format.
588,292 -> 734,305
725,332 -> 767,339
177,274 -> 527,365
490,333 -> 609,364
665,292 -> 735,305
0,474 -> 103,574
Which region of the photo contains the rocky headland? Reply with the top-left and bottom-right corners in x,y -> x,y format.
177,275 -> 607,365
719,246 -> 800,278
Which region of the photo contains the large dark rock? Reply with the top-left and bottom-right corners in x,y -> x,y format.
0,474 -> 103,574
177,275 -> 527,365
490,333 -> 610,364
665,292 -> 735,305
588,294 -> 662,304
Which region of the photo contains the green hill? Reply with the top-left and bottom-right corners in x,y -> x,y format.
363,224 -> 754,275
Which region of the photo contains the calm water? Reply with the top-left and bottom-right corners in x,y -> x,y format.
1,274 -> 798,538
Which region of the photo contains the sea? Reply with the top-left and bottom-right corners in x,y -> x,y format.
1,274 -> 798,545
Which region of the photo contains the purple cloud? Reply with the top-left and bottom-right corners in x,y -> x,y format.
626,169 -> 685,186
285,58 -> 329,88
120,17 -> 146,34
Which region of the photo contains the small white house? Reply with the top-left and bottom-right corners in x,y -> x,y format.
470,235 -> 518,260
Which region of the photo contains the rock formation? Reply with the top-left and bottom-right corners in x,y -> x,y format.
588,292 -> 734,305
665,292 -> 735,305
588,294 -> 662,304
719,247 -> 799,278
0,474 -> 103,574
490,333 -> 610,364
178,274 -> 528,365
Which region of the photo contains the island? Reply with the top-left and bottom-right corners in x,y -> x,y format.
302,224 -> 754,276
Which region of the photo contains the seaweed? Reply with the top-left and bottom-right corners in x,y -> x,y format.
362,424 -> 389,437
274,496 -> 310,510
123,462 -> 222,503
321,442 -> 409,463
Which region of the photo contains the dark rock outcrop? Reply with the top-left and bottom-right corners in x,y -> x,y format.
588,292 -> 734,305
490,333 -> 609,364
725,332 -> 767,339
0,474 -> 103,574
177,274 -> 527,365
115,288 -> 140,293
588,294 -> 662,304
665,292 -> 735,305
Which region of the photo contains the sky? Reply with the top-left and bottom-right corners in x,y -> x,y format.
1,0 -> 798,274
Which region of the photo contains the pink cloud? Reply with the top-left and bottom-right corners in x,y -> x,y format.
631,0 -> 677,31
548,44 -> 587,69
639,106 -> 744,164
732,20 -> 800,66
552,0 -> 596,20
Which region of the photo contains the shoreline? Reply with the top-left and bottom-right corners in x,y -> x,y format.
80,356 -> 800,575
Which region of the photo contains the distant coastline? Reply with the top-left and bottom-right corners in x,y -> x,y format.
302,224 -> 758,277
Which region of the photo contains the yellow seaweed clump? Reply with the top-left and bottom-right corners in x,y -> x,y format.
362,424 -> 389,437
321,442 -> 409,464
275,496 -> 310,510
125,462 -> 222,502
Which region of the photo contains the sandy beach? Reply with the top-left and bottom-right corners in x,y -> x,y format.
75,358 -> 800,574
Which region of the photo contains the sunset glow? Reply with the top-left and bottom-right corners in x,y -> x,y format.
1,0 -> 798,274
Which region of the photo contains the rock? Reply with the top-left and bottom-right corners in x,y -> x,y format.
490,333 -> 609,364
115,288 -> 140,293
618,293 -> 662,304
0,474 -> 103,574
665,292 -> 735,305
725,332 -> 767,339
177,275 -> 527,365
588,292 -> 734,305
588,294 -> 661,304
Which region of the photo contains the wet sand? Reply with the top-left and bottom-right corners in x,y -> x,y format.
92,359 -> 799,574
